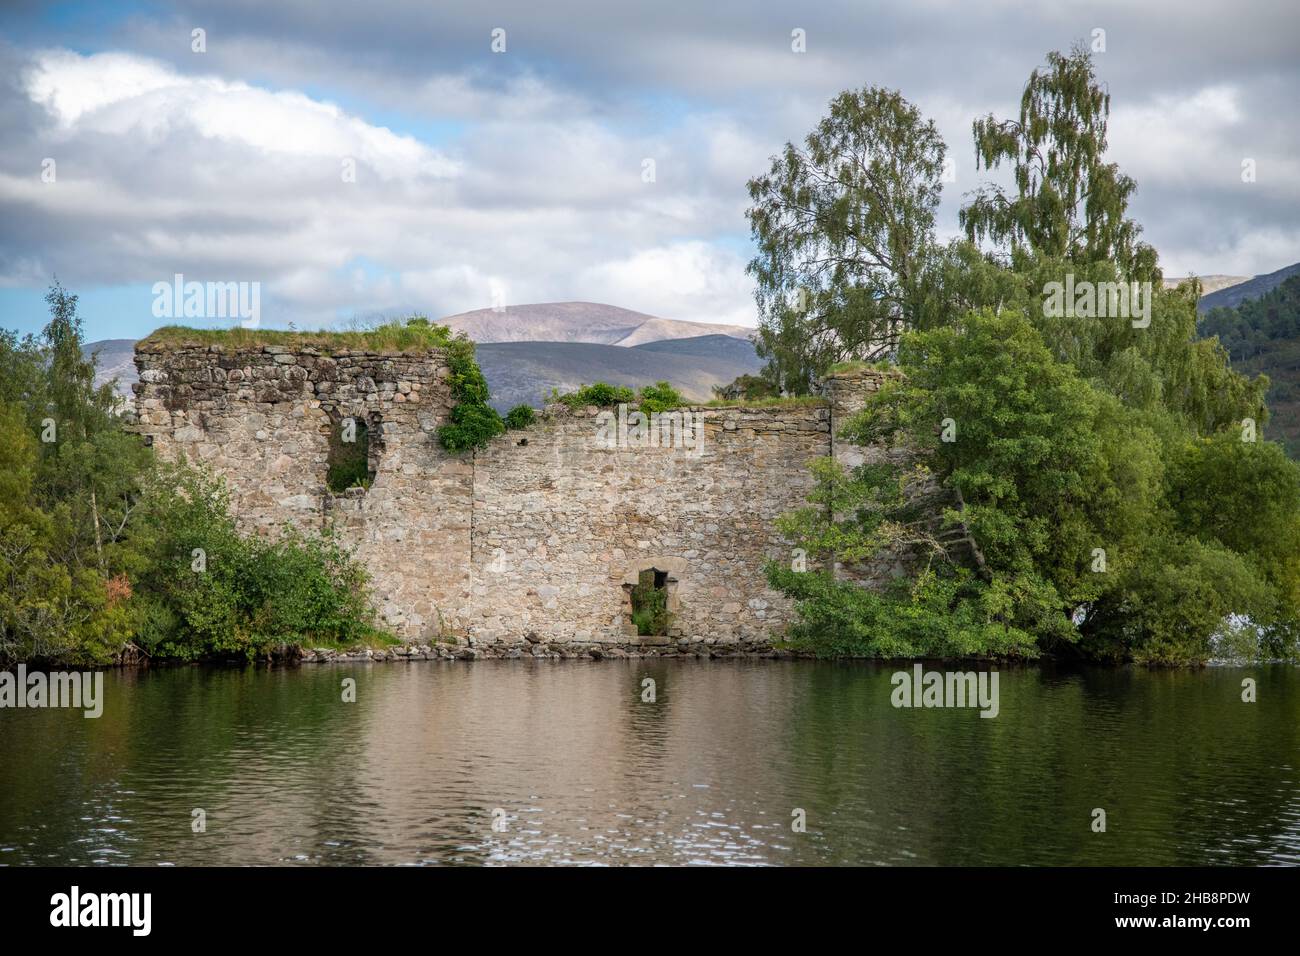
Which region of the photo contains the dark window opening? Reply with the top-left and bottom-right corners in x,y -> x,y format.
630,568 -> 670,636
326,415 -> 373,493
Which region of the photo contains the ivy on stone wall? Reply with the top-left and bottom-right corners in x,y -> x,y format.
436,332 -> 505,452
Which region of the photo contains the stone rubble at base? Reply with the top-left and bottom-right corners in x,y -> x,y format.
293,640 -> 808,663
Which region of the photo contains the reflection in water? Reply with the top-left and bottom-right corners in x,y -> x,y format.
0,660 -> 1297,866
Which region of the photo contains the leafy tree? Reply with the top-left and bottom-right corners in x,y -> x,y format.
961,255 -> 1269,435
1081,536 -> 1282,665
949,48 -> 1265,437
0,282 -> 387,664
771,309 -> 1164,657
1200,276 -> 1300,361
746,86 -> 947,392
766,562 -> 1041,659
773,307 -> 1300,663
1198,275 -> 1300,455
960,45 -> 1157,280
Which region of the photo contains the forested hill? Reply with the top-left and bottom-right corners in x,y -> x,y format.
1200,273 -> 1300,456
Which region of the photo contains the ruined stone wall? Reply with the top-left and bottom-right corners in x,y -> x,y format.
133,342 -> 885,650
470,403 -> 829,648
132,341 -> 472,638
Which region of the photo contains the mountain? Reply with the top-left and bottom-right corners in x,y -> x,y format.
88,332 -> 762,412
1199,271 -> 1300,456
476,335 -> 760,410
1198,263 -> 1300,312
436,301 -> 752,346
1162,274 -> 1249,296
627,333 -> 763,363
85,338 -> 138,397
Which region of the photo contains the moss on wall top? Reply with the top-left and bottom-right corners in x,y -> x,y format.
138,319 -> 456,354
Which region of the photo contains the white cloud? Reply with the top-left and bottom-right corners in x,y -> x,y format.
5,48 -> 758,329
5,9 -> 1298,336
578,242 -> 754,327
24,50 -> 458,180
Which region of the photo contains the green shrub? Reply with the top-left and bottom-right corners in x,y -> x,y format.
437,333 -> 504,451
549,380 -> 687,412
551,382 -> 636,407
326,417 -> 370,492
504,404 -> 536,429
766,562 -> 1039,659
438,402 -> 504,451
629,569 -> 670,636
134,464 -> 381,659
637,381 -> 687,413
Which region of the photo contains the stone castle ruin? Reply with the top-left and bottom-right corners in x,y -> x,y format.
130,339 -> 888,653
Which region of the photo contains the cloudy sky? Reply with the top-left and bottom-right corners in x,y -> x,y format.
1,0 -> 1296,339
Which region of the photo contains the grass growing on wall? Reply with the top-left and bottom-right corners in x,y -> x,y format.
547,380 -> 825,412
700,395 -> 828,409
140,319 -> 458,353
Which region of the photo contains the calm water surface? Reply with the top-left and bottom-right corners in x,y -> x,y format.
1,660 -> 1297,866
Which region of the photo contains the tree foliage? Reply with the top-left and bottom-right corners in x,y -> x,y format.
0,285 -> 383,664
549,380 -> 687,412
1199,275 -> 1300,455
767,47 -> 1300,663
960,45 -> 1157,280
746,86 -> 947,392
773,310 -> 1300,663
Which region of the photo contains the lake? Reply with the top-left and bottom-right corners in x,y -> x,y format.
1,660 -> 1297,866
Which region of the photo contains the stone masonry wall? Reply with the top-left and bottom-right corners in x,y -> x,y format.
132,343 -> 886,650
132,341 -> 472,638
471,402 -> 828,648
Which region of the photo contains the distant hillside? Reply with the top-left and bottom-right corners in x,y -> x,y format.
629,334 -> 763,362
86,338 -> 138,397
1199,271 -> 1300,455
88,332 -> 762,413
1199,263 -> 1300,313
477,335 -> 761,411
1162,274 -> 1249,296
437,301 -> 752,346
